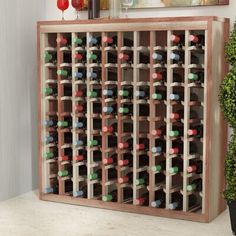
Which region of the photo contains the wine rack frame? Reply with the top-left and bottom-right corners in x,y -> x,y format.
38,17 -> 229,222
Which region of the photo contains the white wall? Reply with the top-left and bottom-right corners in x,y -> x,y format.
45,0 -> 236,26
0,1 -> 45,201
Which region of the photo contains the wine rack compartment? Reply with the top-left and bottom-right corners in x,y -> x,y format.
38,17 -> 229,222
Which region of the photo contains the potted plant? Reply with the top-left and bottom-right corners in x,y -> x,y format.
219,22 -> 236,235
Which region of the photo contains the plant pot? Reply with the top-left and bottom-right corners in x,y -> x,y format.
228,201 -> 236,235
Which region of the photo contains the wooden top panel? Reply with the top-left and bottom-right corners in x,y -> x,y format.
38,17 -> 229,33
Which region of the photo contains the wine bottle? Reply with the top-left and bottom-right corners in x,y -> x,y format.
43,134 -> 58,144
134,88 -> 149,99
58,170 -> 69,177
152,52 -> 166,63
103,104 -> 117,114
118,138 -> 133,149
102,89 -> 117,97
152,71 -> 167,81
74,90 -> 84,98
151,140 -> 166,154
74,185 -> 87,198
187,178 -> 202,192
169,126 -> 183,138
43,87 -> 57,96
43,149 -> 58,160
135,192 -> 149,206
169,158 -> 183,174
73,37 -> 86,46
56,36 -> 68,46
88,0 -> 100,19
43,119 -> 57,127
44,52 -> 57,64
102,122 -> 117,133
188,126 -> 203,137
119,52 -> 133,63
118,154 -> 133,167
74,71 -> 84,80
74,52 -> 85,61
87,52 -> 101,63
87,71 -> 100,80
103,154 -> 117,165
189,34 -> 205,47
170,52 -> 184,64
74,139 -> 85,147
57,69 -> 69,77
170,34 -> 185,47
57,117 -> 72,128
151,160 -> 166,172
58,155 -> 69,162
74,120 -> 86,129
169,192 -> 183,210
151,126 -> 166,137
87,90 -> 100,98
74,104 -> 85,113
187,160 -> 203,174
118,88 -> 133,98
88,139 -> 100,147
151,190 -> 166,208
102,190 -> 117,202
118,105 -> 133,115
170,109 -> 199,120
135,171 -> 149,185
89,169 -> 102,180
169,92 -> 184,101
88,36 -> 101,46
118,172 -> 133,184
188,71 -> 204,83
136,139 -> 149,151
103,35 -> 117,47
169,141 -> 183,155
74,154 -> 85,162
152,91 -> 166,101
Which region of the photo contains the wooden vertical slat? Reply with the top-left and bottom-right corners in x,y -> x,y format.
183,30 -> 190,212
71,32 -> 77,196
133,31 -> 139,204
117,31 -> 123,203
165,30 -> 172,209
101,32 -> 107,198
57,33 -> 65,195
149,31 -> 155,205
86,32 -> 93,199
41,33 -> 48,192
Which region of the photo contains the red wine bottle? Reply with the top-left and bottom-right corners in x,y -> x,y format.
88,0 -> 100,19
135,192 -> 149,206
102,122 -> 117,133
189,34 -> 205,47
118,172 -> 133,184
103,154 -> 117,165
151,126 -> 166,137
152,71 -> 167,81
118,138 -> 133,150
118,154 -> 133,167
188,126 -> 203,138
187,160 -> 203,174
170,34 -> 185,47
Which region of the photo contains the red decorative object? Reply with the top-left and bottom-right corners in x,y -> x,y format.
57,0 -> 69,20
71,0 -> 84,19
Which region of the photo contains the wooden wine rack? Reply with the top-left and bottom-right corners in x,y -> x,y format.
38,17 -> 229,222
